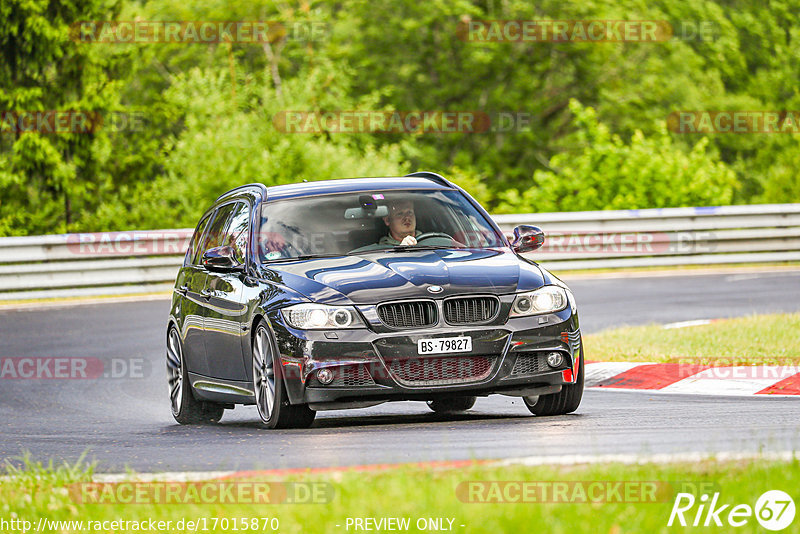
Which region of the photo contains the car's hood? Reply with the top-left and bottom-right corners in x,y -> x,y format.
261,248 -> 545,305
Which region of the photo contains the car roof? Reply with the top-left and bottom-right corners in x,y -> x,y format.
263,176 -> 453,202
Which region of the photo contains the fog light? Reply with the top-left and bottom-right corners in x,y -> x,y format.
317,368 -> 334,385
546,352 -> 564,368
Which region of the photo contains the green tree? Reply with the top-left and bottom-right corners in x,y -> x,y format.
496,100 -> 737,213
3,0 -> 799,236
0,0 -> 124,235
92,62 -> 410,230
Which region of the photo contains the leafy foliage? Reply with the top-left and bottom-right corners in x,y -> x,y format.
496,100 -> 737,213
0,0 -> 124,234
1,0 -> 799,234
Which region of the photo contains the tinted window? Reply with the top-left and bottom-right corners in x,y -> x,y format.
193,203 -> 236,265
185,213 -> 212,266
225,202 -> 250,264
257,189 -> 503,261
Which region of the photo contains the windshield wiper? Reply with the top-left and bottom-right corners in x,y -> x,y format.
388,245 -> 453,252
347,248 -> 390,255
263,253 -> 343,263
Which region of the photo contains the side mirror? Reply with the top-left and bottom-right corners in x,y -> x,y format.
510,225 -> 545,254
202,246 -> 242,272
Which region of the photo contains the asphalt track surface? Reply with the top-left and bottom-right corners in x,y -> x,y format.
2,270 -> 799,473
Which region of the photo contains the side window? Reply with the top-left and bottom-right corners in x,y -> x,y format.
192,203 -> 236,265
225,202 -> 250,264
185,213 -> 212,266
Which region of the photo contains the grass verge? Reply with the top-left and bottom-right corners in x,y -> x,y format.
585,312 -> 800,365
2,454 -> 798,533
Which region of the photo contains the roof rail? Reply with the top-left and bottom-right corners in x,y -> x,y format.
216,183 -> 268,202
404,171 -> 452,188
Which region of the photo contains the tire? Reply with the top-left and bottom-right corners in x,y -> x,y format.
427,396 -> 477,413
167,325 -> 224,424
252,320 -> 316,429
524,346 -> 584,416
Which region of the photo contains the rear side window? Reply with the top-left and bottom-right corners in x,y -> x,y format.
224,203 -> 250,264
192,203 -> 236,265
185,213 -> 212,266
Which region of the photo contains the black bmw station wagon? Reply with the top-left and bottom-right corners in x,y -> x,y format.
167,172 -> 584,428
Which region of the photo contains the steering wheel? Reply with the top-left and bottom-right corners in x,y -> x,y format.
261,238 -> 302,260
415,232 -> 466,247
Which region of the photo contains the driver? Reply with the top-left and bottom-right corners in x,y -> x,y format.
379,199 -> 422,246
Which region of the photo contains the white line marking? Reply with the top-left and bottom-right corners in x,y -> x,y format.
92,470 -> 235,483
587,386 -> 798,398
662,319 -> 712,329
496,450 -> 799,467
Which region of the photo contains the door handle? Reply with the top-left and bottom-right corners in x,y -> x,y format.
200,288 -> 214,299
178,285 -> 188,296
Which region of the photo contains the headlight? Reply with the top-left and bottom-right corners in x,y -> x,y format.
281,304 -> 366,329
564,287 -> 577,313
510,286 -> 568,317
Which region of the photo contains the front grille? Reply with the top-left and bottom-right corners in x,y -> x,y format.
389,355 -> 493,386
378,301 -> 437,329
444,296 -> 499,324
511,353 -> 547,376
331,364 -> 375,387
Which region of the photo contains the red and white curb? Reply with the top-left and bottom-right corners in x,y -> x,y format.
586,361 -> 800,396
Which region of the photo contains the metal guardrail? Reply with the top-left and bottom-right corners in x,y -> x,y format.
1,204 -> 799,300
495,203 -> 800,270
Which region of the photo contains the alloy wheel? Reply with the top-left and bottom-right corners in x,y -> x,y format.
166,328 -> 183,415
253,326 -> 276,422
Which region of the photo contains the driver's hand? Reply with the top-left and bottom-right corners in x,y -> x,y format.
400,235 -> 417,246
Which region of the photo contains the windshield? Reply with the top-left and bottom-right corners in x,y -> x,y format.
258,189 -> 504,262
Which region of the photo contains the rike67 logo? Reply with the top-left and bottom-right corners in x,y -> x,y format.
669,490 -> 795,531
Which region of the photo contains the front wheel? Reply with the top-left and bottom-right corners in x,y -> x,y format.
524,347 -> 584,416
166,325 -> 224,424
252,321 -> 316,429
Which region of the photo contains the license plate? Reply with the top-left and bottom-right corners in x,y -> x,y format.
417,336 -> 472,355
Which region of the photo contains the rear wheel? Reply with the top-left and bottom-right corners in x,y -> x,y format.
252,321 -> 316,429
167,326 -> 224,424
427,396 -> 477,413
524,347 -> 584,416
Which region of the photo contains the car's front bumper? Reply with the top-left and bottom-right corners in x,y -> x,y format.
272,307 -> 582,407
